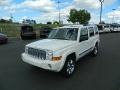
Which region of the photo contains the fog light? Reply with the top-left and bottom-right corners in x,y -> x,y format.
48,64 -> 52,68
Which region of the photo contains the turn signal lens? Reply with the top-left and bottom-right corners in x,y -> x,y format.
52,56 -> 62,61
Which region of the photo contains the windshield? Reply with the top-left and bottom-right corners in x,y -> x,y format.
48,28 -> 78,41
21,26 -> 33,32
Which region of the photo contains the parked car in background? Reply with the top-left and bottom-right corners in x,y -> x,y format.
20,25 -> 36,40
40,26 -> 52,38
0,33 -> 8,44
110,23 -> 120,32
97,24 -> 104,31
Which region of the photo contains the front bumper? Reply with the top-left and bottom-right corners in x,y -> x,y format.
0,38 -> 8,44
22,53 -> 63,72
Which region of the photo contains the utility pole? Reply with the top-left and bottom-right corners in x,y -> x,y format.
57,0 -> 60,24
99,0 -> 104,24
112,9 -> 116,24
112,9 -> 116,31
10,13 -> 13,22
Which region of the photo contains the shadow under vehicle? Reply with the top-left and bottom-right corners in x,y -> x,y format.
20,25 -> 36,40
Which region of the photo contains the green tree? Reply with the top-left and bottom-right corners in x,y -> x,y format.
9,19 -> 13,23
78,9 -> 91,24
68,9 -> 91,24
0,19 -> 13,23
47,22 -> 52,25
67,9 -> 78,24
53,21 -> 59,25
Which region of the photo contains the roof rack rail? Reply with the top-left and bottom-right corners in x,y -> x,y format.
63,24 -> 83,27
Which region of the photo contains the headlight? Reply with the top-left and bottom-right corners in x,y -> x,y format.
46,50 -> 53,60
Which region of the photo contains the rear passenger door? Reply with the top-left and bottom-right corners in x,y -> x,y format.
77,27 -> 90,58
88,27 -> 96,48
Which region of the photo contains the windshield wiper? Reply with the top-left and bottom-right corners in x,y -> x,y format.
61,38 -> 69,40
48,37 -> 69,40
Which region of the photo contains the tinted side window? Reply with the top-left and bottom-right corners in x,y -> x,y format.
80,28 -> 88,42
89,27 -> 94,37
94,27 -> 99,35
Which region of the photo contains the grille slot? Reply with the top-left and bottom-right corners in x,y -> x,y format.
27,47 -> 46,60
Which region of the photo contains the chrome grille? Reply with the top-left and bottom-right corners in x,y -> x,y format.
27,47 -> 46,60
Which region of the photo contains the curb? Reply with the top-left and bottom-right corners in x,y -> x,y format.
99,31 -> 120,34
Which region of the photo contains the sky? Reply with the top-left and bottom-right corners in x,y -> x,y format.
0,0 -> 120,24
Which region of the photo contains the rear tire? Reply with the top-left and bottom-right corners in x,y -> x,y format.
91,44 -> 98,56
61,56 -> 76,77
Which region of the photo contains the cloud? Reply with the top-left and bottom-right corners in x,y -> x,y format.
0,0 -> 11,6
1,0 -> 56,14
20,0 -> 56,12
0,16 -> 10,20
0,0 -> 117,24
4,5 -> 18,13
103,0 -> 117,6
107,11 -> 119,18
73,0 -> 116,9
0,0 -> 19,13
73,0 -> 100,9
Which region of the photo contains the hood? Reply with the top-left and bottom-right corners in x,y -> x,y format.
27,39 -> 76,51
0,33 -> 7,38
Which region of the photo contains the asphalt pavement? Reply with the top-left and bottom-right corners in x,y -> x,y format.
0,33 -> 120,90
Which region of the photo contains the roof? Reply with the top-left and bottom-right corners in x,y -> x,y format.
61,24 -> 96,28
61,25 -> 83,28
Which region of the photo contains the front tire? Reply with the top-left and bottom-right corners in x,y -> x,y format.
61,56 -> 76,77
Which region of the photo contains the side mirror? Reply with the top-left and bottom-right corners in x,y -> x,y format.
79,35 -> 88,42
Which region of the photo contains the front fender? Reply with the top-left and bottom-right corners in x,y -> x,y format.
58,49 -> 76,71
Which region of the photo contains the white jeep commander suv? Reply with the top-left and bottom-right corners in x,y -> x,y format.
22,25 -> 100,77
